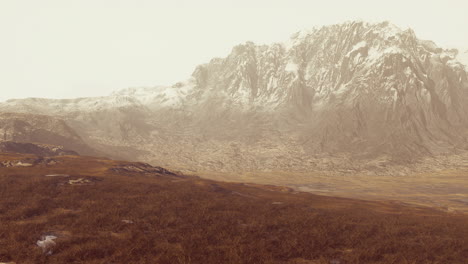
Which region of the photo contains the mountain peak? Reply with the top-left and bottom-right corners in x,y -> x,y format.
290,21 -> 406,43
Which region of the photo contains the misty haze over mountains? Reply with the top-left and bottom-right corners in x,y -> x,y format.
4,0 -> 468,259
1,21 -> 468,175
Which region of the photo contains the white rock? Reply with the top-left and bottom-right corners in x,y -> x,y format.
36,235 -> 57,254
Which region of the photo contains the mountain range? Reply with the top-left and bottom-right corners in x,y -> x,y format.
1,21 -> 467,176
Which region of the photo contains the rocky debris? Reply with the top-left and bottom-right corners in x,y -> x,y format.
36,235 -> 57,255
121,219 -> 134,224
0,157 -> 60,168
39,157 -> 60,166
68,178 -> 92,185
111,162 -> 176,176
1,160 -> 33,167
1,161 -> 16,167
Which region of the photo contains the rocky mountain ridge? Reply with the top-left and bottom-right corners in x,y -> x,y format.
1,21 -> 467,175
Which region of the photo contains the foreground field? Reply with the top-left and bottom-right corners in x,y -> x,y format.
0,153 -> 467,264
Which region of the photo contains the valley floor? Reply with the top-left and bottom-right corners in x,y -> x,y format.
195,167 -> 468,214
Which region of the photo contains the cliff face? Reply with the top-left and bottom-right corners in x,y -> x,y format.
189,22 -> 468,158
1,22 -> 467,173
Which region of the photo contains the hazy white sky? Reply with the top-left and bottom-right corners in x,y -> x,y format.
1,0 -> 467,101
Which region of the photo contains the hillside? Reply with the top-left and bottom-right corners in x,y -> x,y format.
0,153 -> 467,264
0,113 -> 99,157
0,112 -> 146,161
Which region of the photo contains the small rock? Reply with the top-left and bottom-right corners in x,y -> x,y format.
45,174 -> 69,177
15,161 -> 33,167
68,178 -> 91,185
36,235 -> 57,255
272,202 -> 284,205
122,219 -> 134,224
46,159 -> 58,165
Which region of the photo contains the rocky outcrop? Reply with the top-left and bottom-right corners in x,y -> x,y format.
0,157 -> 60,168
0,141 -> 78,156
110,162 -> 177,176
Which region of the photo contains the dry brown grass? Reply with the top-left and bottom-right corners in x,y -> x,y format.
0,153 -> 467,264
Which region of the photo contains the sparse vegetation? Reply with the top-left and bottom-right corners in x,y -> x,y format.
0,153 -> 467,264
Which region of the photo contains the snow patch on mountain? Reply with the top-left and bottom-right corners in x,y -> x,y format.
112,81 -> 195,108
285,61 -> 299,73
458,49 -> 468,67
0,81 -> 196,115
